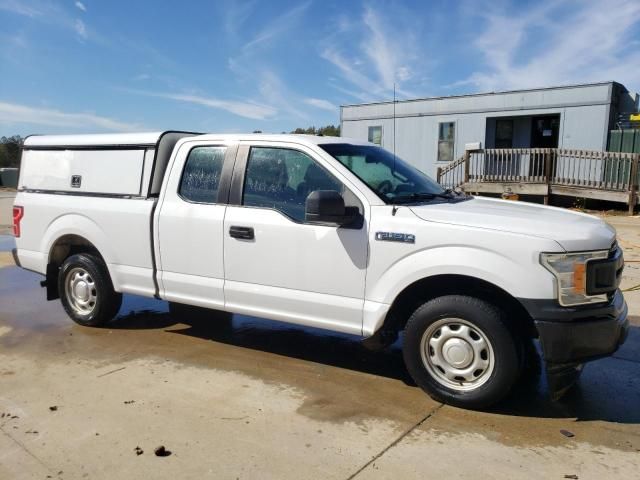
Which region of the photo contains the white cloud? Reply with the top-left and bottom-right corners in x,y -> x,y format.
0,101 -> 141,131
303,98 -> 337,112
75,1 -> 86,12
321,5 -> 418,101
362,6 -> 412,90
463,0 -> 640,92
321,48 -> 382,96
0,0 -> 43,17
257,71 -> 309,121
132,73 -> 151,81
1,0 -> 96,42
74,19 -> 87,39
223,0 -> 255,36
128,90 -> 277,120
242,1 -> 311,52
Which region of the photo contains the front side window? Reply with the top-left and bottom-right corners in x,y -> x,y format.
368,126 -> 382,145
320,143 -> 447,204
438,122 -> 455,162
179,146 -> 226,203
243,147 -> 343,222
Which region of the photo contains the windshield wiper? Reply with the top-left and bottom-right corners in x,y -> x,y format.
389,191 -> 455,204
443,187 -> 467,197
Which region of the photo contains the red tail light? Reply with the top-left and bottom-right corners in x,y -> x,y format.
13,206 -> 24,238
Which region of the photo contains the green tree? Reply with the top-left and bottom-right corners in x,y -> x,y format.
290,125 -> 340,136
0,135 -> 23,168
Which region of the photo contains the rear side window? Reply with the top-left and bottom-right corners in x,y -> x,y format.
243,147 -> 343,222
179,146 -> 226,203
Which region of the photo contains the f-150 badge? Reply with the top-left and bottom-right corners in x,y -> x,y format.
375,232 -> 415,243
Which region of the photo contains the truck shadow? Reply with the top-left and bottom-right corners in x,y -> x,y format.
112,303 -> 414,384
112,303 -> 640,425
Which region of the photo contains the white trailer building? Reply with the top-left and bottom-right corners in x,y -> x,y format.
340,82 -> 638,177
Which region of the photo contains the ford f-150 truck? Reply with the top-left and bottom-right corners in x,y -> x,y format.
12,132 -> 628,408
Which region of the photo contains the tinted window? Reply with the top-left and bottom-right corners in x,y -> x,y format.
179,146 -> 226,203
243,147 -> 343,222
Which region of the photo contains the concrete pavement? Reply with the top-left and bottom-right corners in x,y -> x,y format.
0,214 -> 639,479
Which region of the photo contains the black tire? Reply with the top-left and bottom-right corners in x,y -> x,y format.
58,253 -> 122,327
168,302 -> 232,325
403,295 -> 522,409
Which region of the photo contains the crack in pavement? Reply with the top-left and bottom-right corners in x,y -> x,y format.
0,425 -> 56,476
346,403 -> 444,480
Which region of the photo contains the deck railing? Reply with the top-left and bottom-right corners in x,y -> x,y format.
437,148 -> 640,213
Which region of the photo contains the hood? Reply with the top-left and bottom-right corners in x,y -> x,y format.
409,197 -> 615,251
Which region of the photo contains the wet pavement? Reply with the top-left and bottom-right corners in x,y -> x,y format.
1,227 -> 640,479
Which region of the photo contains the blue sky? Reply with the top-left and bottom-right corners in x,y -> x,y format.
1,0 -> 640,136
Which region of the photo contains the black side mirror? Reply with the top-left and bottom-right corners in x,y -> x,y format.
305,190 -> 357,226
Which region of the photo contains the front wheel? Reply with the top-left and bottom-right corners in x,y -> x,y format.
403,295 -> 521,409
58,253 -> 122,327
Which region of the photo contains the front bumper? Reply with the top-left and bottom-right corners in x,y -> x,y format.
521,289 -> 629,365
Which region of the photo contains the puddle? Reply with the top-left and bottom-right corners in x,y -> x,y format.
1,265 -> 639,452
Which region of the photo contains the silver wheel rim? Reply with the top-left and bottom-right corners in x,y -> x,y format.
64,267 -> 97,315
420,318 -> 495,392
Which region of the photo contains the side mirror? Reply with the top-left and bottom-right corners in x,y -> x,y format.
305,190 -> 357,226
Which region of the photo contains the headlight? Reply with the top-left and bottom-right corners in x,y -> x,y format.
540,251 -> 609,306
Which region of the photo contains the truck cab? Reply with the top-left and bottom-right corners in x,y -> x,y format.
13,132 -> 629,409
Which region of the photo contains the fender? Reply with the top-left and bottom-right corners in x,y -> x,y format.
41,213 -> 115,271
367,245 -> 556,307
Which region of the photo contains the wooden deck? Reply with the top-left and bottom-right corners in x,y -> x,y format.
437,148 -> 640,214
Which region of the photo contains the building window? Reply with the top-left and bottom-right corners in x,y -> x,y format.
368,126 -> 382,145
438,122 -> 455,162
495,119 -> 514,148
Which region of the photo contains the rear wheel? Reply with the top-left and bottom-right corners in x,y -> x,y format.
403,295 -> 521,409
58,253 -> 122,327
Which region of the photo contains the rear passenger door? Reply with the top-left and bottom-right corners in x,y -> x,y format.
156,141 -> 236,309
223,142 -> 369,335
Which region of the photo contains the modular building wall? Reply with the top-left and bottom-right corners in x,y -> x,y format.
341,82 -> 626,177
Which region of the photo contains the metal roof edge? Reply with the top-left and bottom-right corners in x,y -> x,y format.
340,81 -> 620,109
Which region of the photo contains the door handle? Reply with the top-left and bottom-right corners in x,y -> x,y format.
229,226 -> 254,240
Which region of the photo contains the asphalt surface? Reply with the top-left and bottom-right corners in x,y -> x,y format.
1,216 -> 640,479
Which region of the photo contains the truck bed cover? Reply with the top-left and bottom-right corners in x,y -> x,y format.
20,131 -> 198,197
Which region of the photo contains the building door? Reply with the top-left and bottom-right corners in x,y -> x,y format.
531,115 -> 560,148
530,115 -> 559,177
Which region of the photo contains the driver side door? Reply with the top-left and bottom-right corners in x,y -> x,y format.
223,142 -> 369,335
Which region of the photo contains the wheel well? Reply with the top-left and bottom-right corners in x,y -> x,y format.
45,235 -> 104,300
382,274 -> 537,339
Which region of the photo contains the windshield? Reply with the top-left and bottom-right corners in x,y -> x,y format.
320,143 -> 447,204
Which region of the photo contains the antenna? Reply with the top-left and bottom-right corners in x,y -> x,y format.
393,82 -> 397,173
391,82 -> 399,215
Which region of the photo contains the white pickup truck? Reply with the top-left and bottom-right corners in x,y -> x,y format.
12,132 -> 628,408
